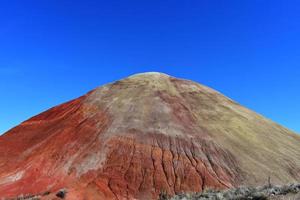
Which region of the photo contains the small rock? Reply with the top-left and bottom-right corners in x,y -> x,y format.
56,189 -> 67,199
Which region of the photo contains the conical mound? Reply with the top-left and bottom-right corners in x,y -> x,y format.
0,72 -> 299,199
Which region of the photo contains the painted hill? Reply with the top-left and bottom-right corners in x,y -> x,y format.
0,72 -> 299,200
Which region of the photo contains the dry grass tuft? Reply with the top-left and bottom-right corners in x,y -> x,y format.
160,183 -> 300,200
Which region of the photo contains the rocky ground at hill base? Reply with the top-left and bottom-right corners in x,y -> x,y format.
160,183 -> 300,200
5,183 -> 300,200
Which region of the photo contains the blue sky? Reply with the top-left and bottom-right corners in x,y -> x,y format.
0,0 -> 299,134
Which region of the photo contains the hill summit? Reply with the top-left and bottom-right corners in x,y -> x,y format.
0,72 -> 299,199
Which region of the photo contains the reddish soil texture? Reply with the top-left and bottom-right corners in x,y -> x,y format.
0,95 -> 240,199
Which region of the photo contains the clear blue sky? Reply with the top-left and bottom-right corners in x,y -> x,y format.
0,0 -> 299,135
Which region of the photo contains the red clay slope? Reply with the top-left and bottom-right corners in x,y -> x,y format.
0,72 -> 299,200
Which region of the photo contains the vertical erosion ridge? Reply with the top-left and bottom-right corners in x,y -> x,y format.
82,135 -> 241,199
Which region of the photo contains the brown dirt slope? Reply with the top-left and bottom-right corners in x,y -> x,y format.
0,72 -> 299,200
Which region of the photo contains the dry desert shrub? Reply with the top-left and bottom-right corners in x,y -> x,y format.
161,183 -> 300,200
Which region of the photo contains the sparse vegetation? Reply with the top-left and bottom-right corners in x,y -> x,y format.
5,189 -> 65,200
160,183 -> 300,200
